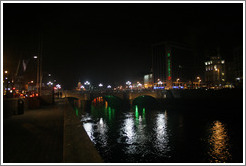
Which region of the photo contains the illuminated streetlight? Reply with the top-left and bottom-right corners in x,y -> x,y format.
137,82 -> 142,87
31,81 -> 34,83
56,84 -> 61,89
84,81 -> 90,85
176,78 -> 180,82
158,81 -> 163,85
107,85 -> 111,89
4,71 -> 8,74
33,56 -> 38,59
47,81 -> 53,86
126,81 -> 131,86
99,83 -> 103,87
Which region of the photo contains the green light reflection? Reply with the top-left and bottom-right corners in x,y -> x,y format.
135,105 -> 139,119
143,108 -> 146,121
108,107 -> 112,121
76,108 -> 79,117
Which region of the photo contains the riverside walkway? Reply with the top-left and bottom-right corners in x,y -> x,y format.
3,98 -> 103,163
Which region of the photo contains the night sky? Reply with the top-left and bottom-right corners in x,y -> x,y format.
3,3 -> 243,89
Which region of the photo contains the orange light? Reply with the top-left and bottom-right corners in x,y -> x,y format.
13,87 -> 16,90
36,93 -> 38,97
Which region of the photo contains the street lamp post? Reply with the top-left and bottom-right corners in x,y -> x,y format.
126,81 -> 131,90
84,81 -> 90,91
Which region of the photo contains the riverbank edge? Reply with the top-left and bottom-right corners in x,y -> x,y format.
63,99 -> 104,163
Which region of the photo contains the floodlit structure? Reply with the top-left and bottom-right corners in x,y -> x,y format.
204,56 -> 226,86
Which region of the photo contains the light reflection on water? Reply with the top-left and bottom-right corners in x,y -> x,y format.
154,111 -> 170,154
73,98 -> 240,163
208,120 -> 231,163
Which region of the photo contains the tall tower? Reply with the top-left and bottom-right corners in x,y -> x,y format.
165,46 -> 172,88
152,41 -> 194,89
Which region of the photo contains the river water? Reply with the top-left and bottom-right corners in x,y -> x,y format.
69,91 -> 243,163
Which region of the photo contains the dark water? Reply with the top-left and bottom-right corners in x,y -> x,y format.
69,92 -> 243,163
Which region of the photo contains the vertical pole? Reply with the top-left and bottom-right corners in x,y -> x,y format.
39,35 -> 43,96
36,52 -> 39,94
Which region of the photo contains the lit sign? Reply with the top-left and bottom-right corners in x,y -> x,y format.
154,86 -> 165,89
167,52 -> 171,80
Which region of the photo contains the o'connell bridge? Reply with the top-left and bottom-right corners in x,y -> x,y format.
62,89 -> 181,103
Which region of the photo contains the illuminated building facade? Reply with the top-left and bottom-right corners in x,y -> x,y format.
204,56 -> 226,85
144,73 -> 153,88
152,41 -> 195,89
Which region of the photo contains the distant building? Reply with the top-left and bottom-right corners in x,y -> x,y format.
233,46 -> 243,87
143,73 -> 153,88
204,56 -> 226,86
152,41 -> 195,88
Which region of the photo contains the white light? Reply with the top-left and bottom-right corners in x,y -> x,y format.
236,77 -> 240,80
33,56 -> 38,59
84,81 -> 90,85
107,85 -> 111,88
137,83 -> 142,87
205,62 -> 208,65
158,81 -> 163,85
4,71 -> 8,74
221,60 -> 225,64
56,84 -> 61,89
5,77 -> 7,80
80,85 -> 84,89
48,74 -> 51,76
126,81 -> 131,85
99,83 -> 103,87
47,81 -> 53,85
99,118 -> 103,125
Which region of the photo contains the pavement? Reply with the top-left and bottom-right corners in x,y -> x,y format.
3,99 -> 64,163
3,98 -> 103,163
